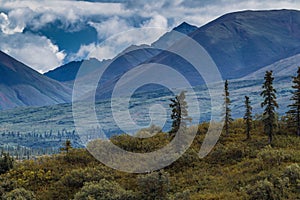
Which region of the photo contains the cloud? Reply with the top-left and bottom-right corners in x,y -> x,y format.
1,0 -> 300,71
0,32 -> 66,73
2,0 -> 300,30
0,12 -> 25,34
71,26 -> 167,62
69,43 -> 96,61
142,14 -> 168,28
70,14 -> 168,61
0,1 -> 131,33
88,17 -> 131,39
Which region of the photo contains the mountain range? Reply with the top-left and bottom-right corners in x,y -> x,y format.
1,9 -> 300,110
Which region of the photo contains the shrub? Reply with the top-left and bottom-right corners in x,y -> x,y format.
246,178 -> 288,200
137,171 -> 169,200
60,167 -> 108,188
135,125 -> 162,138
283,164 -> 300,184
197,123 -> 209,135
257,146 -> 290,166
3,188 -> 36,200
73,179 -> 135,200
208,144 -> 244,164
173,190 -> 190,200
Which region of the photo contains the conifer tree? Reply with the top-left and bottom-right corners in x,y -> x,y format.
244,96 -> 252,140
0,152 -> 13,174
169,91 -> 191,135
287,66 -> 300,136
60,140 -> 72,153
261,71 -> 278,143
224,80 -> 233,135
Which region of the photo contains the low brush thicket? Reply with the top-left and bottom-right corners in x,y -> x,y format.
0,119 -> 299,200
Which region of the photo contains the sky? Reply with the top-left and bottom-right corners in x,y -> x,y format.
0,0 -> 300,73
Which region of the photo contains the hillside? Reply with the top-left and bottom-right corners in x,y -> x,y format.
0,51 -> 71,110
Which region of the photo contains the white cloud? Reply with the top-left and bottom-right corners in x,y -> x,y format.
88,17 -> 131,39
1,0 -> 300,29
1,0 -> 300,71
69,43 -> 96,61
71,26 -> 167,62
142,14 -> 168,28
0,33 -> 66,73
71,14 -> 169,61
0,12 -> 24,34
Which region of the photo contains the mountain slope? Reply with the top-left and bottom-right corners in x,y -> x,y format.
241,53 -> 300,80
0,51 -> 71,110
191,9 -> 300,79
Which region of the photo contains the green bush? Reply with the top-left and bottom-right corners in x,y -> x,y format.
246,178 -> 288,200
137,171 -> 169,200
73,179 -> 135,200
208,144 -> 244,164
283,163 -> 300,184
172,189 -> 190,200
60,167 -> 109,188
135,125 -> 162,138
3,188 -> 36,200
257,146 -> 290,166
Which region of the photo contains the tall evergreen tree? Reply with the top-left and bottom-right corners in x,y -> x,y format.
169,91 -> 191,135
0,152 -> 13,174
224,80 -> 233,135
244,96 -> 253,140
287,66 -> 300,136
261,71 -> 278,143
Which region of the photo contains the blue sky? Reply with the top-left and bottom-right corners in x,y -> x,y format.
0,0 -> 300,72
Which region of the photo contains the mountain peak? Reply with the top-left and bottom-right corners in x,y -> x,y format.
173,22 -> 198,34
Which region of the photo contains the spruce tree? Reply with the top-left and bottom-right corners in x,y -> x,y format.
261,71 -> 278,143
287,66 -> 300,136
60,140 -> 72,153
224,80 -> 233,135
244,96 -> 253,140
169,91 -> 191,135
0,152 -> 13,174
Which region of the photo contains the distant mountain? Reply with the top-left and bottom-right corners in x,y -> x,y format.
191,9 -> 300,79
0,51 -> 71,110
45,60 -> 84,82
44,58 -> 102,83
144,10 -> 300,81
241,53 -> 300,80
44,22 -> 199,83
